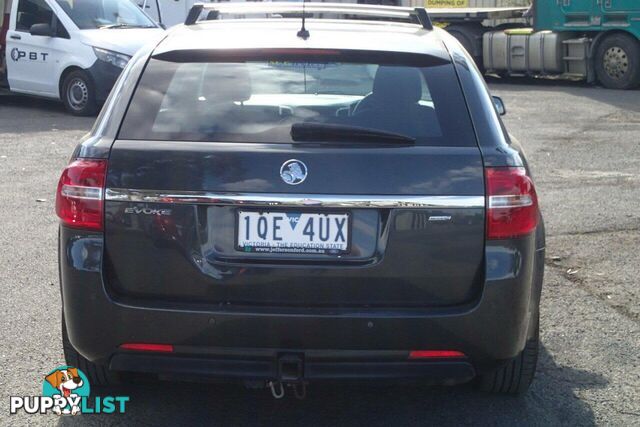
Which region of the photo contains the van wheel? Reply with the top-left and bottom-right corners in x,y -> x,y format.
62,315 -> 119,386
595,33 -> 640,90
61,70 -> 98,116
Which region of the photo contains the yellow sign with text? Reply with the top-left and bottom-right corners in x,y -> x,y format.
426,0 -> 469,7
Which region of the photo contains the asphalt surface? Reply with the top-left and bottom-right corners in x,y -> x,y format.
0,79 -> 639,426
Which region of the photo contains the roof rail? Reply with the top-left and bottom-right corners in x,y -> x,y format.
184,2 -> 433,30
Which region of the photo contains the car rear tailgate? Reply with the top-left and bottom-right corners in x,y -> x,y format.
104,141 -> 485,308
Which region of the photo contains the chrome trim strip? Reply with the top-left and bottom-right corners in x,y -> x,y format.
105,189 -> 484,209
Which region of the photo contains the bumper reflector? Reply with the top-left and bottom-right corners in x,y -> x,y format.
408,350 -> 466,359
120,343 -> 174,353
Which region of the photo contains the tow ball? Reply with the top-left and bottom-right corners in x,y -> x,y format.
267,380 -> 307,400
268,354 -> 307,400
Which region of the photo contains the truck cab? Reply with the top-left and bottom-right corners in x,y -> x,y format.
481,0 -> 640,89
0,0 -> 164,114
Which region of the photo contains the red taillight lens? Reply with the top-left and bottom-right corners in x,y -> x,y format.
409,350 -> 466,359
486,167 -> 538,240
120,343 -> 174,353
55,159 -> 107,231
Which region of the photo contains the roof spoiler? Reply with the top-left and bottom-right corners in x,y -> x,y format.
184,2 -> 433,30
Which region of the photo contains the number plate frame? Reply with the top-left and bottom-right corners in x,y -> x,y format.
234,208 -> 352,255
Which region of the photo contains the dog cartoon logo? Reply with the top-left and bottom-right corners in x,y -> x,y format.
10,365 -> 128,415
42,366 -> 90,416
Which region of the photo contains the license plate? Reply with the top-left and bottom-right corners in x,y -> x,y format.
237,211 -> 350,255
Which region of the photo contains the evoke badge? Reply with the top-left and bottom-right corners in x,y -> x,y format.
124,207 -> 172,216
280,159 -> 308,185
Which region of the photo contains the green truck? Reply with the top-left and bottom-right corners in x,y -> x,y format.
427,0 -> 640,89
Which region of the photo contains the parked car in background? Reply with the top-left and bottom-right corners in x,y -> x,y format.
0,0 -> 164,115
57,3 -> 545,396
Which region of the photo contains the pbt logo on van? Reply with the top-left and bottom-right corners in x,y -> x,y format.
10,47 -> 48,62
9,365 -> 129,416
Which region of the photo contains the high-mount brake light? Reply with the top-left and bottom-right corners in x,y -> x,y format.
486,167 -> 538,240
55,159 -> 107,231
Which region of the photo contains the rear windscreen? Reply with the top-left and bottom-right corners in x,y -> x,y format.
119,51 -> 477,147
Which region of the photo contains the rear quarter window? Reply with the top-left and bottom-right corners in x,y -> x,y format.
119,50 -> 477,147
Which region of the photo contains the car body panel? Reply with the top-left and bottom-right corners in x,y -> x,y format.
103,140 -> 486,307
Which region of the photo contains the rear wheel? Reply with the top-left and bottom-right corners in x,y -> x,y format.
61,70 -> 98,116
595,33 -> 640,90
476,315 -> 539,395
62,315 -> 119,386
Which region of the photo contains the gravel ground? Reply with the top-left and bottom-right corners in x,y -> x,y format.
0,79 -> 639,426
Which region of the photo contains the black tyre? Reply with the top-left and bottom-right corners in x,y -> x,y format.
446,24 -> 485,71
594,33 -> 640,90
61,70 -> 98,116
448,28 -> 473,54
476,314 -> 539,395
62,316 -> 119,387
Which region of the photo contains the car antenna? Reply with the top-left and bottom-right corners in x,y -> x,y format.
297,0 -> 310,40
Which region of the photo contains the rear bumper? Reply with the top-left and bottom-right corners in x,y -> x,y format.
60,226 -> 543,382
110,351 -> 475,384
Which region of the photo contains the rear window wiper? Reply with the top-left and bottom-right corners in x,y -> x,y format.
290,123 -> 415,144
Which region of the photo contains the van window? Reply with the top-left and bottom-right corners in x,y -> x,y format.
56,0 -> 155,29
54,17 -> 69,38
16,0 -> 52,32
120,51 -> 477,147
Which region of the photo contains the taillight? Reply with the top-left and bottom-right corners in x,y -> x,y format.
409,350 -> 466,359
119,343 -> 174,353
55,159 -> 107,231
486,167 -> 538,240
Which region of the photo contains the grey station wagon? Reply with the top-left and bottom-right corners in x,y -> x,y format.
56,3 -> 545,397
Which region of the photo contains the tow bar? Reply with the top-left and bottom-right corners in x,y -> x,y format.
267,354 -> 307,400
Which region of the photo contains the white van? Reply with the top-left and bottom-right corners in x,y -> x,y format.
134,0 -> 254,29
0,0 -> 164,114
